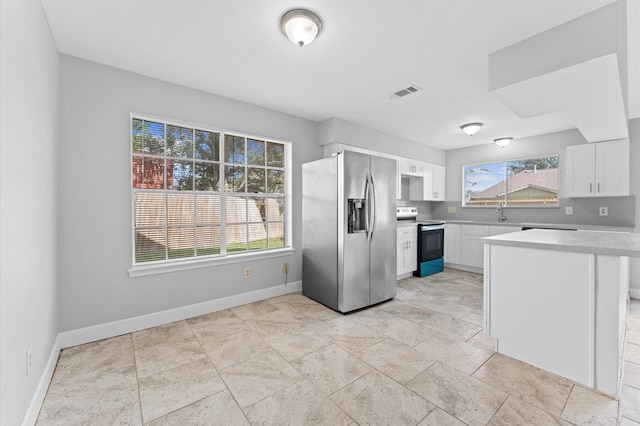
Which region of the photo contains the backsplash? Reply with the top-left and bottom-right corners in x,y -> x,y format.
431,196 -> 635,229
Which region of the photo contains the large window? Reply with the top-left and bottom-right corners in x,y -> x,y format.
463,156 -> 559,207
131,115 -> 289,265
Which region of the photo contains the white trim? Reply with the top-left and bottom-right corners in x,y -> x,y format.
130,113 -> 292,145
22,335 -> 63,426
130,113 -> 293,274
587,253 -> 595,388
630,288 -> 640,299
22,280 -> 302,425
128,247 -> 295,277
57,280 -> 302,349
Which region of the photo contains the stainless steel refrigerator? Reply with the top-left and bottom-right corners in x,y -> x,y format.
302,151 -> 397,313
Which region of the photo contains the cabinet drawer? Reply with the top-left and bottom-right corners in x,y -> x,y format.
397,226 -> 417,239
460,225 -> 489,236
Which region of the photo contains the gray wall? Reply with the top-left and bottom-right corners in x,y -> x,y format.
58,55 -> 322,331
0,0 -> 60,424
433,128 -> 636,228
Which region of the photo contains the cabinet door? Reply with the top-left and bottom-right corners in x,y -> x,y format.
406,237 -> 417,272
595,139 -> 630,197
565,144 -> 596,197
409,163 -> 446,201
461,234 -> 485,268
397,238 -> 408,276
397,227 -> 417,277
431,164 -> 446,201
444,224 -> 460,264
401,158 -> 423,177
460,225 -> 489,268
422,164 -> 434,200
397,238 -> 417,276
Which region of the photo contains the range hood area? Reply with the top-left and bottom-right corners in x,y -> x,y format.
489,2 -> 629,143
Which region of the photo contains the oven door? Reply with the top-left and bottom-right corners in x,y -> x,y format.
418,224 -> 445,262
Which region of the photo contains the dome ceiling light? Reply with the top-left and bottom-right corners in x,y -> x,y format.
494,137 -> 513,147
460,122 -> 483,136
280,9 -> 322,47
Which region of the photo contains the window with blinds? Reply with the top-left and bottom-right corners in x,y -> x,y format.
131,116 -> 288,264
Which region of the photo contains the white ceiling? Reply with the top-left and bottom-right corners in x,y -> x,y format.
40,0 -> 638,150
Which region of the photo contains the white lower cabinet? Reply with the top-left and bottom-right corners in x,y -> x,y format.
397,226 -> 417,278
444,223 -> 460,264
460,225 -> 489,269
445,224 -> 490,270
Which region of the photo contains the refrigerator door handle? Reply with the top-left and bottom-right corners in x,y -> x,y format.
369,172 -> 376,240
364,174 -> 371,239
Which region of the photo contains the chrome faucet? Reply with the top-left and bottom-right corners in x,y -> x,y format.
496,202 -> 507,222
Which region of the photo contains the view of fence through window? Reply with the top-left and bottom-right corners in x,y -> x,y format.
131,117 -> 287,264
463,156 -> 559,207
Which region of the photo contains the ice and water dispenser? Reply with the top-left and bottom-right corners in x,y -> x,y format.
348,198 -> 367,233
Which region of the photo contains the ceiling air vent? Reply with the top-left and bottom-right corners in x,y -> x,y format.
389,85 -> 422,100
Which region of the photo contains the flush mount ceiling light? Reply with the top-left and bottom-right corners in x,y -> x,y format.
460,122 -> 483,136
280,9 -> 322,47
494,137 -> 513,147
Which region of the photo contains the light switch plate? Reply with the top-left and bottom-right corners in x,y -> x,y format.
599,207 -> 608,216
565,206 -> 573,215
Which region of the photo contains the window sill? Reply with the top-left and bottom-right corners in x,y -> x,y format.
128,247 -> 296,278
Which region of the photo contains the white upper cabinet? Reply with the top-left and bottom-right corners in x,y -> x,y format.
565,139 -> 630,197
430,163 -> 446,201
401,158 -> 423,177
409,162 -> 446,201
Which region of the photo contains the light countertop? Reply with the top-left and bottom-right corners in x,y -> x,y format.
483,228 -> 640,258
443,220 -> 633,232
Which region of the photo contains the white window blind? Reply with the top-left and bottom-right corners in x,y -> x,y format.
131,116 -> 288,265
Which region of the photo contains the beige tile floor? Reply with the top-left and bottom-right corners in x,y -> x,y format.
36,269 -> 640,425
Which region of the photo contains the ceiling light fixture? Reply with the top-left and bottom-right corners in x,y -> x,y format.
280,9 -> 322,47
460,122 -> 483,136
494,137 -> 513,147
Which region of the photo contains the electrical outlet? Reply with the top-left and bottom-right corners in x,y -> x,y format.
599,206 -> 608,216
565,206 -> 573,215
282,262 -> 289,273
244,267 -> 251,278
26,346 -> 33,376
447,206 -> 457,214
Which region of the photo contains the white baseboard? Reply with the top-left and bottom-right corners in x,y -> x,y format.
22,335 -> 62,426
58,280 -> 302,349
23,281 -> 301,425
444,263 -> 483,274
630,288 -> 640,299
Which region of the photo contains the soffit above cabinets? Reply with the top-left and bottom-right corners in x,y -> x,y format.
489,3 -> 629,143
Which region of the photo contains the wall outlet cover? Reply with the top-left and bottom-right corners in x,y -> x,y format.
599,207 -> 608,216
565,206 -> 573,215
448,206 -> 457,213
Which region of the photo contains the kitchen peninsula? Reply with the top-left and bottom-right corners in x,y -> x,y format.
483,229 -> 640,397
